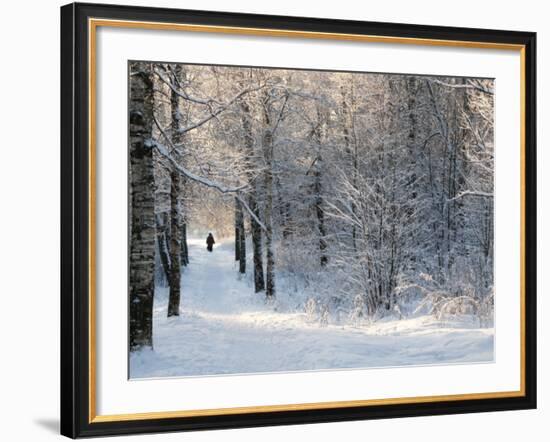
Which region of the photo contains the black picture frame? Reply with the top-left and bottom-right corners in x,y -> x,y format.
61,2 -> 537,438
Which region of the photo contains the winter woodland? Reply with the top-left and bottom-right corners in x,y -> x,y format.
129,61 -> 494,377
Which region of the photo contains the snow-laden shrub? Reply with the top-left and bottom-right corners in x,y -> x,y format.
304,296 -> 330,326
351,294 -> 366,317
305,297 -> 320,323
349,294 -> 367,325
319,304 -> 329,327
433,295 -> 479,318
392,303 -> 404,320
395,270 -> 494,327
412,291 -> 447,316
413,288 -> 493,327
275,237 -> 320,289
478,289 -> 494,327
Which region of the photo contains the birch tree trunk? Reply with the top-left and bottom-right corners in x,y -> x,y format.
250,193 -> 265,292
314,165 -> 328,267
341,82 -> 358,252
129,62 -> 156,350
235,197 -> 246,273
180,222 -> 189,266
235,197 -> 241,261
313,107 -> 328,267
241,99 -> 265,292
406,77 -> 419,268
155,213 -> 170,285
263,126 -> 276,299
276,175 -> 291,239
167,64 -> 183,316
239,221 -> 246,274
167,169 -> 182,316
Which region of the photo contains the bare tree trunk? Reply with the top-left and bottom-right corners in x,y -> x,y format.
314,167 -> 328,267
240,99 -> 264,292
129,62 -> 156,350
234,197 -> 241,261
155,213 -> 170,284
313,107 -> 328,267
263,127 -> 276,299
235,197 -> 246,273
276,176 -> 291,239
406,77 -> 418,267
167,64 -> 183,316
341,81 -> 358,252
239,222 -> 246,274
250,196 -> 265,292
167,169 -> 182,316
180,222 -> 189,266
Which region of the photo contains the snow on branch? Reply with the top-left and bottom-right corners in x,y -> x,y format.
448,190 -> 494,202
151,115 -> 267,231
155,68 -> 268,135
155,141 -> 247,194
154,68 -> 218,106
176,85 -> 265,134
428,78 -> 494,95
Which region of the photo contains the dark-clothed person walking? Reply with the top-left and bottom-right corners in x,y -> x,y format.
206,233 -> 215,252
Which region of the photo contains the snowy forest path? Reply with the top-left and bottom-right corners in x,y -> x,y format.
182,237 -> 253,315
129,236 -> 494,378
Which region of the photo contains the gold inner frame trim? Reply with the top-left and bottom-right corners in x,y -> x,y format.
88,17 -> 527,424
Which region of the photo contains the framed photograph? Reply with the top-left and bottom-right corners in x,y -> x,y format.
60,2 -> 536,438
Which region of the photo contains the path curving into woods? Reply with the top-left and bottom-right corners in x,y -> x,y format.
129,237 -> 494,378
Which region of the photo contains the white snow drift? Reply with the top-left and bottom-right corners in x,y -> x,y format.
130,237 -> 494,379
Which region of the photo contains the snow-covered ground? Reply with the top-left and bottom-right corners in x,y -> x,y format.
130,237 -> 494,379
